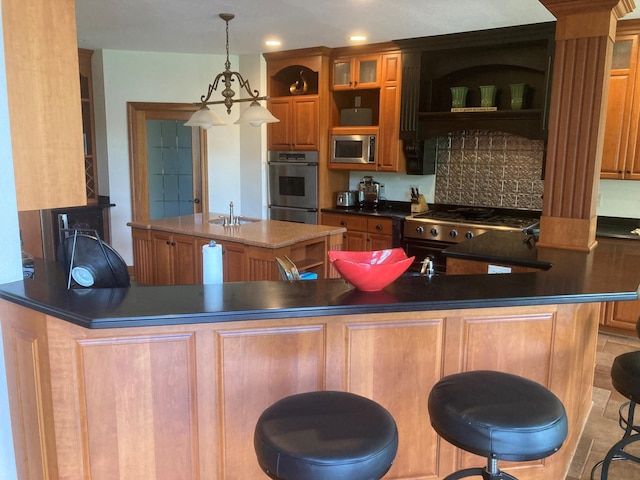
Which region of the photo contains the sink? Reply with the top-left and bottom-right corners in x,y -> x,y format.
208,217 -> 258,226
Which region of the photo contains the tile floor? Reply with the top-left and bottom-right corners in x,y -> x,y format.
566,332 -> 640,480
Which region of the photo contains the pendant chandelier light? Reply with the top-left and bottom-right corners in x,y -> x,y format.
185,13 -> 279,128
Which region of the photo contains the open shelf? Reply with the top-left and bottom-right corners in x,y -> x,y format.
417,109 -> 544,139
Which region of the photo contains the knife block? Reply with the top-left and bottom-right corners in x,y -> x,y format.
411,194 -> 428,213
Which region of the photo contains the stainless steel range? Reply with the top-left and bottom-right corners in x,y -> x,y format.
403,206 -> 540,274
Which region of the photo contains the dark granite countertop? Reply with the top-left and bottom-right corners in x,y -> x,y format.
444,230 -> 554,269
596,216 -> 640,241
1,237 -> 639,329
444,230 -> 640,275
321,200 -> 412,220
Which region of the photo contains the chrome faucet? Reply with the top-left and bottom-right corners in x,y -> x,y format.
220,201 -> 239,226
229,201 -> 235,225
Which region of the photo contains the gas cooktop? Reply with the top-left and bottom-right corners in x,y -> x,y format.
405,206 -> 540,243
411,207 -> 539,229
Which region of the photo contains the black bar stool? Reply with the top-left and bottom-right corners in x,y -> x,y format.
428,370 -> 568,480
590,317 -> 640,479
254,391 -> 398,480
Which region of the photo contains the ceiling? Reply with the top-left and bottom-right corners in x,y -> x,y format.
75,0 -> 640,56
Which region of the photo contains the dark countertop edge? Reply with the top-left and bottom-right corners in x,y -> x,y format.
4,236 -> 639,330
1,279 -> 636,330
2,291 -> 634,330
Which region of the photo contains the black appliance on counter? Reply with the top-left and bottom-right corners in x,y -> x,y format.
40,202 -> 114,261
268,151 -> 319,224
403,205 -> 540,275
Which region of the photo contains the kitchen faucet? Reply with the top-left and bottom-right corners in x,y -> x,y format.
221,201 -> 239,226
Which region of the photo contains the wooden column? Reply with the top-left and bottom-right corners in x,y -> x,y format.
537,0 -> 635,251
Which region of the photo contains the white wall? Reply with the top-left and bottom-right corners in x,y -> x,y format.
598,179 -> 640,218
0,0 -> 22,476
94,50 -> 268,265
238,54 -> 269,220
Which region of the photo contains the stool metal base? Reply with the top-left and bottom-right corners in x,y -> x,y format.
590,400 -> 640,479
444,458 -> 518,480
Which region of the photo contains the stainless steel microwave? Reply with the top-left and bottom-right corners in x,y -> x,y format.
331,134 -> 376,165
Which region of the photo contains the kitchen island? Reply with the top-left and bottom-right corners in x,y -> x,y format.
128,214 -> 345,284
1,239 -> 639,480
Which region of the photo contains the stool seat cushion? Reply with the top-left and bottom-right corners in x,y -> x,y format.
428,370 -> 568,462
254,391 -> 398,480
611,351 -> 640,402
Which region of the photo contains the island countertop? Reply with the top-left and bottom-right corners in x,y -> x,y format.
2,235 -> 639,479
1,231 -> 639,329
128,213 -> 346,249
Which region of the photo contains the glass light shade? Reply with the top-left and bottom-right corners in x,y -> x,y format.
235,101 -> 279,127
185,105 -> 226,129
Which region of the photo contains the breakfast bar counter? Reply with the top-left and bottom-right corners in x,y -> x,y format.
1,238 -> 639,479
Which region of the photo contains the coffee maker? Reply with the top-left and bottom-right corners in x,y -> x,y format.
358,176 -> 382,209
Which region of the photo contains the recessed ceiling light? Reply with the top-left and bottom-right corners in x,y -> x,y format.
349,35 -> 367,42
265,40 -> 281,47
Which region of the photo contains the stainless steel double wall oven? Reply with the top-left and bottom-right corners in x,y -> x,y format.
268,151 -> 319,224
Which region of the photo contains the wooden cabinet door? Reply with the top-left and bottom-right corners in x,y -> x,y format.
267,98 -> 292,150
172,234 -> 199,285
368,233 -> 393,251
345,230 -> 367,251
223,242 -> 247,282
332,57 -> 354,89
353,54 -> 381,89
601,35 -> 638,179
151,231 -> 174,285
292,96 -> 319,150
267,97 -> 319,151
603,299 -> 640,332
150,232 -> 198,285
332,55 -> 381,90
378,53 -> 403,172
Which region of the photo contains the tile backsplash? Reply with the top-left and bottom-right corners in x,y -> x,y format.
434,130 -> 545,210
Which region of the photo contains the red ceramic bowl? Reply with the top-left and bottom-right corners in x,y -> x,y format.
328,248 -> 415,291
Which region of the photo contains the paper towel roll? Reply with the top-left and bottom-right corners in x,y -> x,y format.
202,241 -> 223,284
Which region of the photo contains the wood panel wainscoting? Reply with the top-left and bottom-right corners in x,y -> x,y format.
1,299 -> 598,479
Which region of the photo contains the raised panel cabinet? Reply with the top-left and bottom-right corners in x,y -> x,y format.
0,300 -> 597,479
601,30 -> 640,179
152,231 -> 200,286
329,47 -> 404,173
598,238 -> 640,334
267,96 -> 319,151
377,52 -> 404,172
321,213 -> 393,251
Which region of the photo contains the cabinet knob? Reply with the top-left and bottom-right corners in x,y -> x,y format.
166,241 -> 171,245
376,224 -> 383,231
171,242 -> 176,246
340,220 -> 347,226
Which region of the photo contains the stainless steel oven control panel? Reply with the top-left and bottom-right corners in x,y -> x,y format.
404,220 -> 495,243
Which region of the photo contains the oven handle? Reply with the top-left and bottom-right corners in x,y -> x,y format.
268,161 -> 318,167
